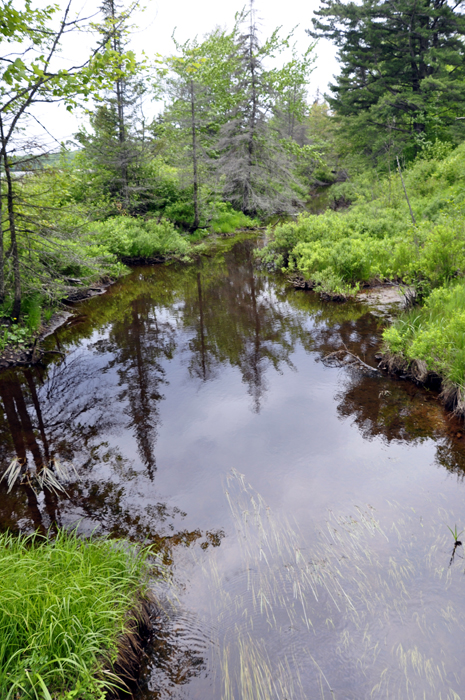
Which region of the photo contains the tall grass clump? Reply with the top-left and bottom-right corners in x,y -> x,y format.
91,216 -> 190,260
0,529 -> 150,699
383,280 -> 465,409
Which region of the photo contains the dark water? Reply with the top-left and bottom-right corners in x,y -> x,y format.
2,237 -> 465,699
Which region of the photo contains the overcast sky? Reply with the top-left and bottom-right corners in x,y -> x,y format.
31,0 -> 339,147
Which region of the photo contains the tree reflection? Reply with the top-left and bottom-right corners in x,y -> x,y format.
181,240 -> 313,411
288,294 -> 465,474
0,361 -> 225,553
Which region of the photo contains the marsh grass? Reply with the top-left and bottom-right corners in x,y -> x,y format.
173,470 -> 465,699
383,280 -> 465,411
0,529 -> 150,700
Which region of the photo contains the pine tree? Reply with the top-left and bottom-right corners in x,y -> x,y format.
310,0 -> 465,157
76,0 -> 152,215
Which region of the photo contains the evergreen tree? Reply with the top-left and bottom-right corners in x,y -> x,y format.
310,0 -> 465,157
76,0 -> 152,215
217,4 -> 308,217
162,29 -> 237,228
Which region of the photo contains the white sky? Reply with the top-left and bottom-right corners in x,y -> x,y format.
30,0 -> 339,147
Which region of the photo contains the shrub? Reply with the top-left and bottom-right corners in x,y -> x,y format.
91,217 -> 190,259
209,203 -> 259,233
383,281 -> 465,388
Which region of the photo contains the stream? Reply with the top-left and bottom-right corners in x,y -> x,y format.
1,235 -> 465,699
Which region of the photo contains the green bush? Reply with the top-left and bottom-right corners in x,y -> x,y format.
259,141 -> 465,295
164,200 -> 197,228
91,217 -> 190,259
0,529 -> 149,700
209,202 -> 259,233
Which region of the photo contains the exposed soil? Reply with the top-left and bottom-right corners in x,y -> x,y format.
109,593 -> 160,699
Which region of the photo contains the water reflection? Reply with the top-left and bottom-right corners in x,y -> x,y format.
1,237 -> 465,698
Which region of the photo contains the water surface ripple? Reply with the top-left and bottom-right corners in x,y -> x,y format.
1,238 -> 465,699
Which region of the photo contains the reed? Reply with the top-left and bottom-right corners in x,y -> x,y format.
0,529 -> 151,699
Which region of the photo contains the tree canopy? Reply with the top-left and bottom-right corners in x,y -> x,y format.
310,0 -> 465,157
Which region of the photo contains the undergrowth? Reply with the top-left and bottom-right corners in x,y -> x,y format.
383,280 -> 465,392
259,141 -> 465,408
258,141 -> 465,296
0,529 -> 149,700
90,217 -> 191,260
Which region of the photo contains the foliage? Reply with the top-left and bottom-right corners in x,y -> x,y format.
310,0 -> 465,161
383,280 -> 465,389
0,529 -> 149,699
209,202 -> 259,233
216,7 -> 311,216
259,141 -> 465,294
91,216 -> 191,258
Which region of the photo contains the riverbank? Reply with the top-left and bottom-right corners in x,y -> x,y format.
0,228 -> 263,369
259,143 -> 465,419
0,279 -> 115,369
0,529 -> 155,699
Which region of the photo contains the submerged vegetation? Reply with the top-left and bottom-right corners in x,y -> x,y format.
0,529 -> 152,699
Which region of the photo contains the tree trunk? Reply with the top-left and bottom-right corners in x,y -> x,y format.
108,0 -> 129,210
0,114 -> 21,319
0,155 -> 4,305
190,80 -> 200,229
245,18 -> 257,216
4,155 -> 21,320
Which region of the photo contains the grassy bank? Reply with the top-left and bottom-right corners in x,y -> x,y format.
0,206 -> 259,364
0,529 -> 152,700
381,281 -> 465,414
259,142 -> 465,413
258,142 -> 465,297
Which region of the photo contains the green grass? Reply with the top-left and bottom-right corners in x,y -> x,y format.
382,280 -> 465,389
258,141 -> 465,295
0,529 -> 150,700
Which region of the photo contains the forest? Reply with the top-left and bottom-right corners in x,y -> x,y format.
2,0 -> 465,399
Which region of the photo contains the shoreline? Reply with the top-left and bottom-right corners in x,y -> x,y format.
0,278 -> 116,369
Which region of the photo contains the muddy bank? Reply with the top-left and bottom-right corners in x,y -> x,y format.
109,594 -> 160,699
378,353 -> 465,419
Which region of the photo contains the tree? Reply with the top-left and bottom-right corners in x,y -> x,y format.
310,0 -> 465,159
272,44 -> 315,144
0,0 -> 136,319
161,28 -> 238,228
217,4 -> 311,216
75,0 -> 154,215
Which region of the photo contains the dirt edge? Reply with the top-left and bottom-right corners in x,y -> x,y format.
106,592 -> 159,699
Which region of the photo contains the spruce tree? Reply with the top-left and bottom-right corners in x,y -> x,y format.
217,4 -> 304,217
310,0 -> 465,156
76,0 -> 152,215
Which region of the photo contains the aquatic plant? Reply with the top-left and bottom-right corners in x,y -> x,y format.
1,455 -> 77,495
168,470 -> 465,699
447,524 -> 463,544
